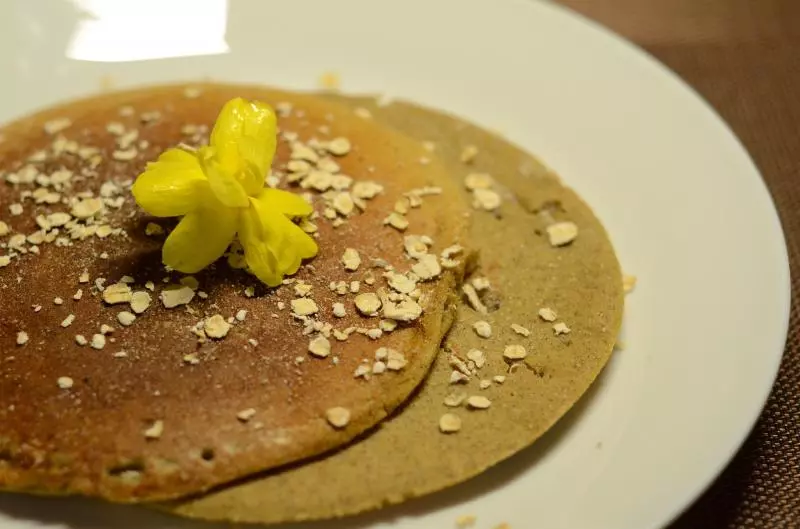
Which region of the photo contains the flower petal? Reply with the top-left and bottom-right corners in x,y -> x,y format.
162,205 -> 239,273
132,148 -> 208,217
254,188 -> 313,218
239,198 -> 318,286
198,146 -> 250,208
211,98 -> 278,179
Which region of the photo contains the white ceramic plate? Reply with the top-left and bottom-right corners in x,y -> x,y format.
0,0 -> 790,528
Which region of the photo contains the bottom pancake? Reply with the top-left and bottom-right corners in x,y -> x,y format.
164,95 -> 624,523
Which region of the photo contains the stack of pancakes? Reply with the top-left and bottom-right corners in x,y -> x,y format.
0,84 -> 623,524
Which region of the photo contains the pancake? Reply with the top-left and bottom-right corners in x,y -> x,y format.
0,85 -> 468,501
167,94 -> 624,523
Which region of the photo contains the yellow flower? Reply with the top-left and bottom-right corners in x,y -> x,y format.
132,98 -> 317,286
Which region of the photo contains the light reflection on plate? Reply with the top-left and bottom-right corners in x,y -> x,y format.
66,0 -> 229,62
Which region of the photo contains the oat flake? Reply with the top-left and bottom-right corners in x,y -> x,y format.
467,395 -> 491,410
439,413 -> 462,434
473,320 -> 492,338
325,407 -> 351,429
308,335 -> 332,358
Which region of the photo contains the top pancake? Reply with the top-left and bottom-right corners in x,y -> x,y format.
0,85 -> 467,501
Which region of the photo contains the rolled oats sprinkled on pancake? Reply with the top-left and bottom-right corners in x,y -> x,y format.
403,234 -> 430,258
355,292 -> 382,316
553,322 -> 571,335
183,353 -> 200,365
183,86 -> 202,98
493,375 -> 506,384
479,380 -> 492,390
130,291 -> 152,314
160,285 -> 194,308
144,420 -> 164,440
460,144 -> 479,164
439,413 -> 462,434
352,180 -> 384,199
462,283 -> 487,314
291,298 -> 319,316
102,282 -> 132,304
394,198 -> 409,215
466,349 -> 486,369
384,212 -> 409,231
450,370 -> 469,384
9,203 -> 23,216
117,311 -> 136,326
47,212 -> 71,227
444,391 -> 467,407
15,331 -> 29,346
90,333 -> 106,350
473,320 -> 492,338
326,137 -> 351,156
464,173 -> 493,190
180,276 -> 200,290
71,197 -> 104,219
383,272 -> 412,294
60,314 -> 75,327
332,303 -> 346,318
538,307 -> 557,322
332,192 -> 355,216
503,344 -> 527,361
57,376 -> 74,389
74,334 -> 87,346
100,324 -> 114,335
145,222 -> 164,236
204,315 -> 231,339
411,253 -> 442,280
354,364 -> 371,379
341,248 -> 361,271
546,221 -> 579,247
308,335 -> 332,358
379,319 -> 397,332
325,407 -> 351,429
386,349 -> 408,371
43,117 -> 72,135
466,395 -> 492,410
472,188 -> 502,211
354,107 -> 372,119
236,409 -> 257,422
382,298 -> 423,322
511,323 -> 530,336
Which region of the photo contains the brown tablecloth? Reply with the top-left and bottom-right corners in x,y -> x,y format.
556,0 -> 799,527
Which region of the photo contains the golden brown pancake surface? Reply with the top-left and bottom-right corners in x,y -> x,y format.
0,85 -> 468,502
